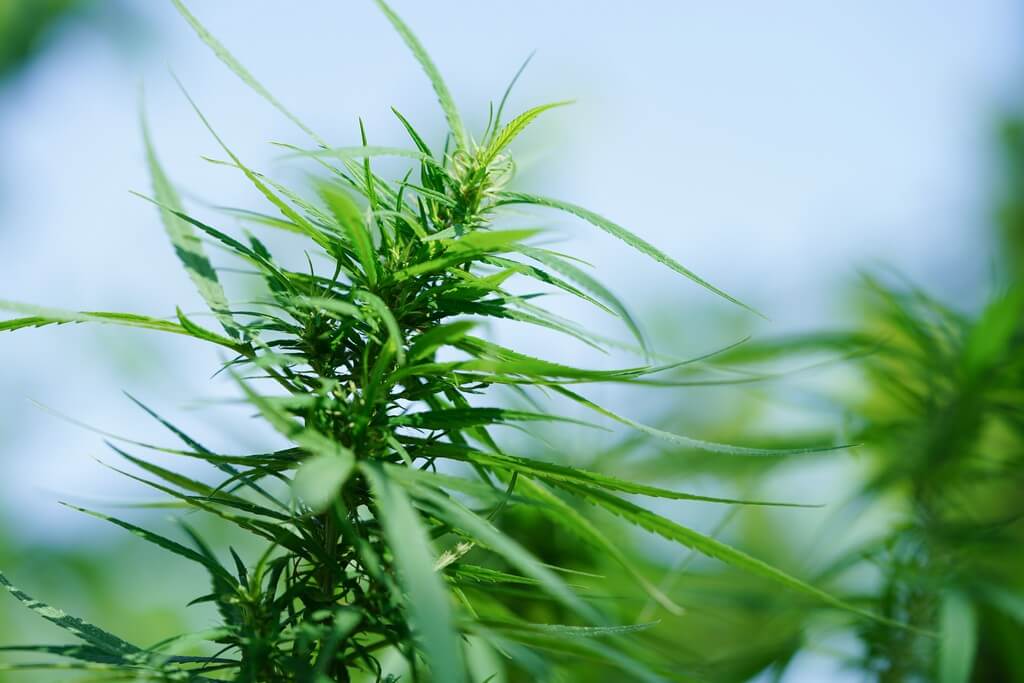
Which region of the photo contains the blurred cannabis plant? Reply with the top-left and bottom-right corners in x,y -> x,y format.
0,2 -> 878,681
842,118 -> 1024,683
611,117 -> 1024,683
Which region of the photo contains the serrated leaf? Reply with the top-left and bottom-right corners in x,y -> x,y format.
0,570 -> 140,656
392,407 -> 597,432
171,0 -> 323,144
0,300 -> 241,351
61,503 -> 237,585
0,645 -> 127,666
552,385 -> 847,457
374,0 -> 467,151
142,107 -> 240,339
411,439 -> 812,506
497,191 -> 763,318
519,245 -> 648,356
569,484 -> 893,625
480,101 -> 571,165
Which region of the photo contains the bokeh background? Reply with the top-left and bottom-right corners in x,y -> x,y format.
1,1 -> 1022,681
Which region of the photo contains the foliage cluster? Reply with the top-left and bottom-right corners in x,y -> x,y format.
0,2 -> 876,682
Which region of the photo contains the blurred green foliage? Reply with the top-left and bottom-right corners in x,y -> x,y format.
999,119 -> 1024,279
0,0 -> 81,81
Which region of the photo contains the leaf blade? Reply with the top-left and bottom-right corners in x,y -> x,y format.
497,191 -> 764,318
374,0 -> 468,150
170,0 -> 323,144
141,106 -> 240,339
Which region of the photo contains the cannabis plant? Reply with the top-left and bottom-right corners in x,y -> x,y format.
0,2 -> 881,681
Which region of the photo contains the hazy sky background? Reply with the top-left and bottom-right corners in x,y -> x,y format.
0,3 -> 1021,679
